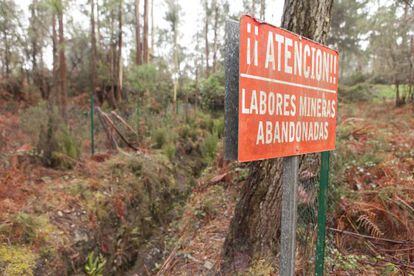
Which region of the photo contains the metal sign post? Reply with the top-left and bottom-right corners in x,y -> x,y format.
90,92 -> 95,155
315,151 -> 330,275
280,156 -> 299,276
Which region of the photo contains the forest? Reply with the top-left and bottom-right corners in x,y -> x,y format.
0,0 -> 414,275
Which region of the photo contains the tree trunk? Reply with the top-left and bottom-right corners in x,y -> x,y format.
260,0 -> 265,20
109,8 -> 117,109
151,0 -> 154,57
251,0 -> 256,15
96,0 -> 102,52
31,0 -> 46,99
212,0 -> 219,73
3,30 -> 10,77
204,0 -> 210,77
91,0 -> 97,97
172,1 -> 179,113
143,0 -> 149,63
396,81 -> 401,107
117,0 -> 123,101
58,4 -> 67,120
52,14 -> 58,104
135,0 -> 142,65
410,36 -> 414,102
221,0 -> 334,272
30,0 -> 38,73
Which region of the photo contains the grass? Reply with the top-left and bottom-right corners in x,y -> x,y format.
373,84 -> 396,99
372,84 -> 411,102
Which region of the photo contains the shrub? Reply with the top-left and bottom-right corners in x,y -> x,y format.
127,62 -> 173,109
11,212 -> 41,244
127,64 -> 157,93
213,118 -> 225,138
20,101 -> 49,146
178,124 -> 191,139
163,143 -> 177,160
58,127 -> 80,159
20,102 -> 80,169
0,212 -> 53,245
201,132 -> 219,163
343,71 -> 371,86
152,128 -> 168,149
339,83 -> 374,103
193,111 -> 214,132
37,116 -> 80,169
200,71 -> 225,111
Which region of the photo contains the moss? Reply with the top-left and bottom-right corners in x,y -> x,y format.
64,180 -> 92,198
0,245 -> 37,276
0,213 -> 56,245
84,191 -> 110,221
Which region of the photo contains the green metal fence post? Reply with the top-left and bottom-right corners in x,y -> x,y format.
90,93 -> 95,155
315,151 -> 330,276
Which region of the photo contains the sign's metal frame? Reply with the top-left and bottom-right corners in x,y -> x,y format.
224,19 -> 239,161
225,18 -> 333,276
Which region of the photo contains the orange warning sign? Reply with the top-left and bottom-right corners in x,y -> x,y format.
238,15 -> 339,162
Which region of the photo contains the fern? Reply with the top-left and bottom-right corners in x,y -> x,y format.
357,214 -> 384,237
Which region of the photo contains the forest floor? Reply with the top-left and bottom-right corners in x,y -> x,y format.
1,93 -> 414,275
152,100 -> 414,275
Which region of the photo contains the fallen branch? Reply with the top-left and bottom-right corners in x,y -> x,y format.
395,196 -> 414,214
156,244 -> 179,275
377,246 -> 414,252
328,228 -> 412,244
96,107 -> 138,151
110,111 -> 138,136
96,107 -> 118,149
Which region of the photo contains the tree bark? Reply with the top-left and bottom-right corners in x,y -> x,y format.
251,0 -> 256,15
30,0 -> 47,99
143,0 -> 149,63
260,0 -> 265,20
151,0 -> 154,56
410,36 -> 413,101
107,8 -> 117,109
135,0 -> 142,65
58,3 -> 67,120
395,80 -> 401,107
96,0 -> 102,51
52,14 -> 58,104
204,0 -> 210,77
30,0 -> 38,73
221,0 -> 334,272
117,0 -> 123,101
3,29 -> 10,77
91,0 -> 97,97
172,0 -> 179,113
212,0 -> 219,73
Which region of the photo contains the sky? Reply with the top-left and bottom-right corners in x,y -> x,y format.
14,0 -> 285,67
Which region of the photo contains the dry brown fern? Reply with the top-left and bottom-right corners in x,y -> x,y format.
356,214 -> 384,237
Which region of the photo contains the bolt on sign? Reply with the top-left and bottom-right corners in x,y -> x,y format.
231,15 -> 339,162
